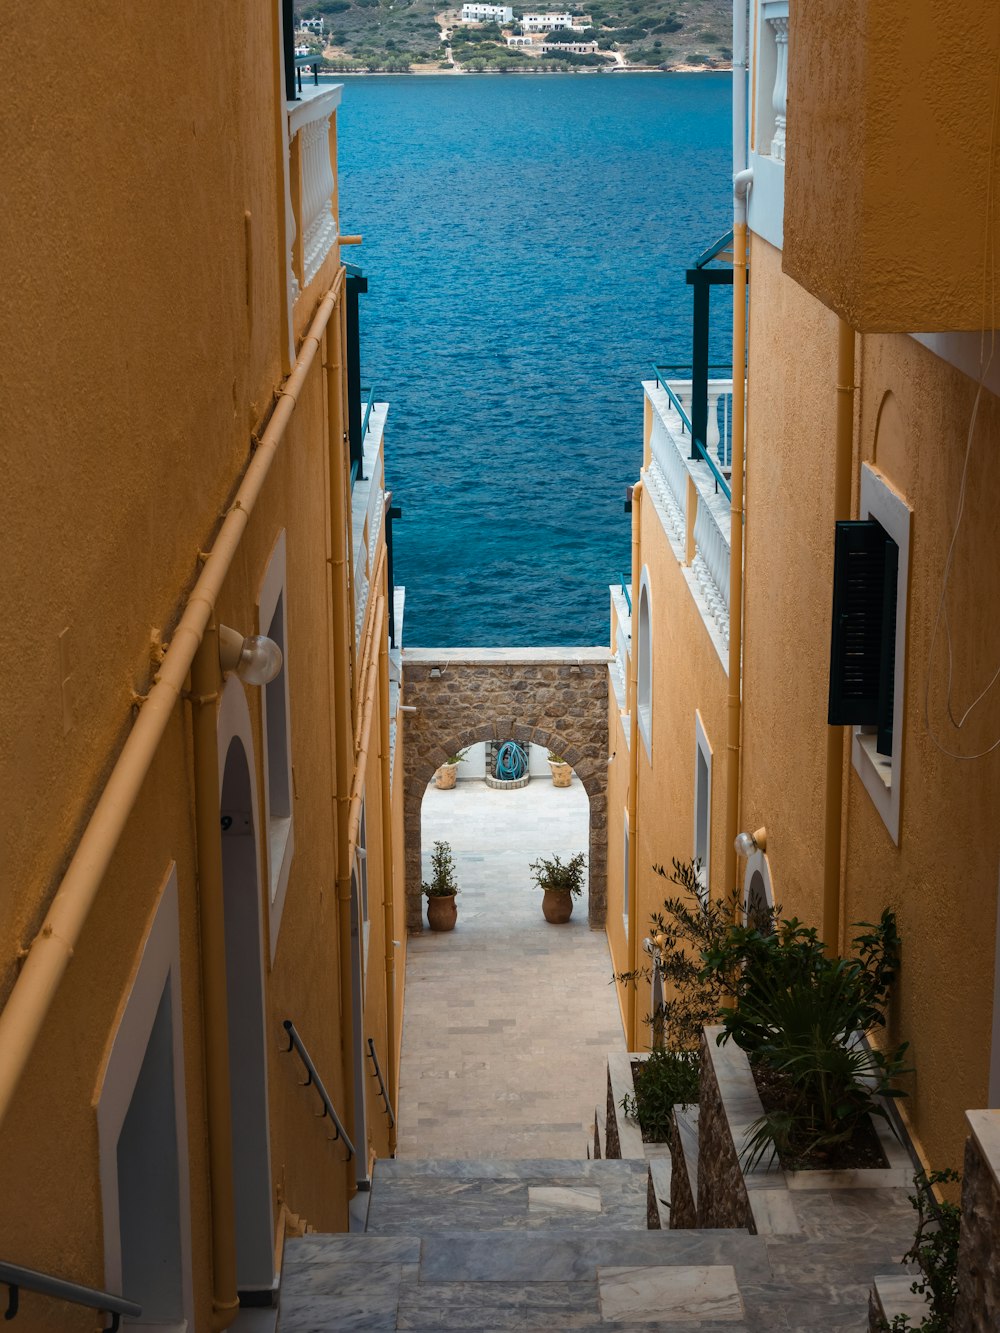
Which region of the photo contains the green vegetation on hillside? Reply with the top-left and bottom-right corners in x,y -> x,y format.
295,0 -> 734,71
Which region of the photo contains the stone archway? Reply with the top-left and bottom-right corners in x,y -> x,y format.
402,648 -> 611,932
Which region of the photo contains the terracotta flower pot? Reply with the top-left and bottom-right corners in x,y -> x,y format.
436,763 -> 458,790
427,893 -> 458,931
549,761 -> 572,788
542,887 -> 574,924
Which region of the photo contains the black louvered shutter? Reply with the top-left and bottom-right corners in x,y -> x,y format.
876,539 -> 899,755
828,520 -> 897,727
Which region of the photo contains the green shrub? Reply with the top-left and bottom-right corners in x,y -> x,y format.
620,1048 -> 699,1143
884,1170 -> 961,1332
422,841 -> 459,897
529,852 -> 586,895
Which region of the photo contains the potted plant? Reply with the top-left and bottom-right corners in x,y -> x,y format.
547,751 -> 572,787
422,840 -> 459,931
529,852 -> 586,923
435,747 -> 469,790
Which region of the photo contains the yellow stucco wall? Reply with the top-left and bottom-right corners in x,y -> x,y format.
743,235 -> 1000,1174
740,237 -> 842,927
782,0 -> 1000,333
0,7 -> 398,1327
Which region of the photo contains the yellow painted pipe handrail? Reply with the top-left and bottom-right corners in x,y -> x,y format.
0,271 -> 345,1130
626,479 -> 643,1050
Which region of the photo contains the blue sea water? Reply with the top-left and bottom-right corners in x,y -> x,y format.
337,73 -> 732,646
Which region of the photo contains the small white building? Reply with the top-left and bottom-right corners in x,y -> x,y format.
506,34 -> 534,45
299,16 -> 325,32
521,12 -> 573,30
541,37 -> 598,51
461,3 -> 515,22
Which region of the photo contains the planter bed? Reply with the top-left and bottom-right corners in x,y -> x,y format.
680,1026 -> 914,1236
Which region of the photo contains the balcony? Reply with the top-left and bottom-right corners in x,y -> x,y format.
609,582 -> 631,729
287,83 -> 342,298
642,372 -> 732,658
351,393 -> 390,652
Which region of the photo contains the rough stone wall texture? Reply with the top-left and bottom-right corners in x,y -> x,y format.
670,1107 -> 698,1229
954,1130 -> 1000,1331
605,1068 -> 622,1159
696,1031 -> 754,1232
647,1172 -> 661,1229
402,649 -> 610,931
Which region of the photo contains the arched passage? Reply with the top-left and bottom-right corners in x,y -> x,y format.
401,649 -> 612,934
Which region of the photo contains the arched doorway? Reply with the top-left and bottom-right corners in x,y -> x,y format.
220,735 -> 274,1300
411,724 -> 604,931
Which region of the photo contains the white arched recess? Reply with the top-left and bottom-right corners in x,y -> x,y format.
637,567 -> 653,760
743,848 -> 775,929
259,530 -> 295,958
95,864 -> 195,1332
217,673 -> 276,1300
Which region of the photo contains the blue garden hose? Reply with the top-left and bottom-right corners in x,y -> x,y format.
495,740 -> 528,781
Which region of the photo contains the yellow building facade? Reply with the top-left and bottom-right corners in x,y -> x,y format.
610,0 -> 1000,1179
0,5 -> 405,1328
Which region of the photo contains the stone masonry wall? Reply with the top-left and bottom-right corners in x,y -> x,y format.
954,1114 -> 1000,1331
402,648 -> 611,932
696,1030 -> 754,1231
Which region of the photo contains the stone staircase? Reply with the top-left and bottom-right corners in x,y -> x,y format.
275,1046 -> 921,1329
277,1157 -> 771,1330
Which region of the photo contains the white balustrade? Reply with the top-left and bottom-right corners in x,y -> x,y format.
288,87 -> 342,292
649,413 -> 689,537
693,500 -> 731,646
768,13 -> 788,162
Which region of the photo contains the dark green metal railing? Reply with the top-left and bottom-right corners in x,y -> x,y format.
361,385 -> 376,442
619,575 -> 632,614
653,364 -> 733,502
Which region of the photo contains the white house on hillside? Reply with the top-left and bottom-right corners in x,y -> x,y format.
521,12 -> 574,30
461,3 -> 514,22
540,37 -> 598,51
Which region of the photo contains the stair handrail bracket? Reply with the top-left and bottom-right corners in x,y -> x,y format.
366,1036 -> 396,1128
281,1019 -> 356,1160
0,1259 -> 141,1332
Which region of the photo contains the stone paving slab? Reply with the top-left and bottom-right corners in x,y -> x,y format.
398,777 -> 626,1159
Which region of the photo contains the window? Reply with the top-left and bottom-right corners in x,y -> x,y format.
259,532 -> 295,917
357,798 -> 370,965
828,465 -> 911,843
693,713 -> 712,903
637,569 -> 652,758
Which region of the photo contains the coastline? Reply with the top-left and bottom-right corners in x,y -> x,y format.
324,64 -> 732,76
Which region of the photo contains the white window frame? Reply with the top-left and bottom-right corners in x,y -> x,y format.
95,865 -> 195,1332
693,711 -> 712,903
851,465 -> 911,845
259,531 -> 296,934
637,567 -> 653,760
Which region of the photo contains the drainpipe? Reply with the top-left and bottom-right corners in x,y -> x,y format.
626,480 -> 643,1051
723,166 -> 752,917
377,626 -> 398,1154
190,626 -> 240,1333
822,321 -> 856,952
723,0 -> 752,918
0,272 -> 344,1129
335,549 -> 387,1185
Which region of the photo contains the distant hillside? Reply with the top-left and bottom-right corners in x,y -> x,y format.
294,0 -> 734,72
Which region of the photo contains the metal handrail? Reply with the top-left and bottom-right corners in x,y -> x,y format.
652,365 -> 733,502
0,1260 -> 141,1331
282,1020 -> 355,1160
619,575 -> 632,614
294,53 -> 322,94
361,384 -> 376,441
692,438 -> 732,502
366,1037 -> 396,1128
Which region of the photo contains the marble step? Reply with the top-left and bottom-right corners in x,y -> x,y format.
277,1227 -> 774,1331
366,1157 -> 650,1233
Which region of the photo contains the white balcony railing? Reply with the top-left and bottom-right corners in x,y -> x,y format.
642,378 -> 733,655
288,86 -> 342,295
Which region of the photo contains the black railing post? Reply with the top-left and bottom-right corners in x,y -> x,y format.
385,501 -> 402,647
689,273 -> 710,461
345,269 -> 368,482
282,0 -> 297,101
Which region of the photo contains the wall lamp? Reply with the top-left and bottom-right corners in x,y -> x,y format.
733,827 -> 767,857
218,625 -> 283,686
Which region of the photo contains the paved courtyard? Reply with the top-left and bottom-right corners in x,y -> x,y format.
396,774 -> 626,1159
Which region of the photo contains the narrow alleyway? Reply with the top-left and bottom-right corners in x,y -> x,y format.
397,774 -> 626,1159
